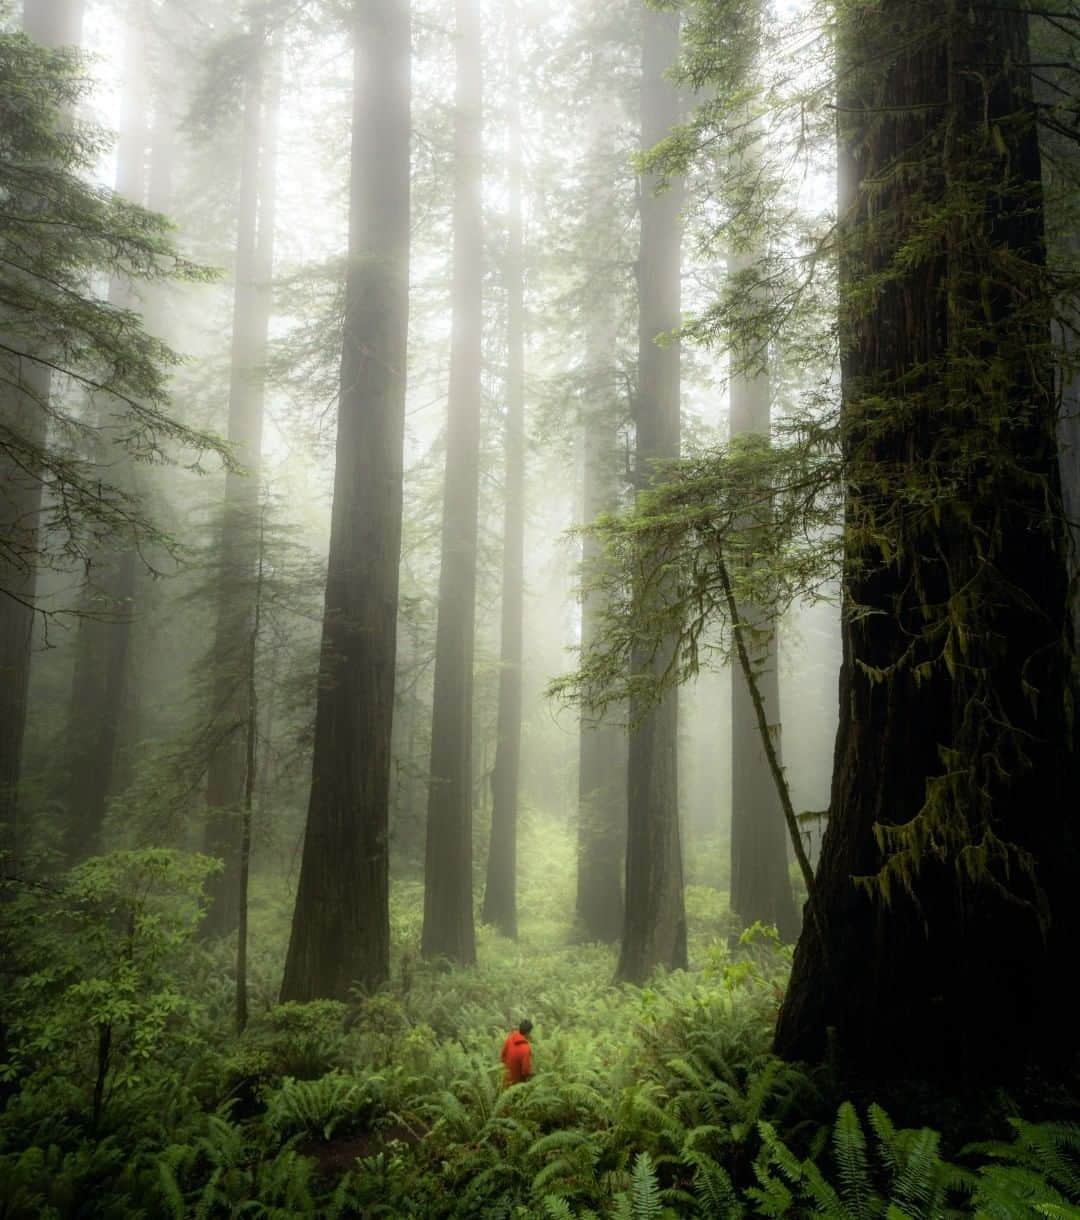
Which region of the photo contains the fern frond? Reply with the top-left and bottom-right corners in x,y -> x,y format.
833,1101 -> 875,1218
542,1197 -> 576,1220
631,1151 -> 663,1220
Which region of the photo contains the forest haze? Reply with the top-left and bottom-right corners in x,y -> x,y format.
1,0 -> 1078,1214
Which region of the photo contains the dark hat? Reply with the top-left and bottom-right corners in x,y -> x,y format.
518,1018 -> 533,1035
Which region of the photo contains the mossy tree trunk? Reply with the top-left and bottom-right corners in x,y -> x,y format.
774,0 -> 1079,1083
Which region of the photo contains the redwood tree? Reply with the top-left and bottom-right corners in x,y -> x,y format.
576,79 -> 627,945
616,4 -> 687,984
203,19 -> 279,937
280,0 -> 410,1000
481,0 -> 525,940
421,0 -> 483,966
774,0 -> 1079,1082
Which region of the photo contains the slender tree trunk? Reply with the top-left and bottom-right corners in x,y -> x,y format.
482,0 -> 525,940
421,0 -> 483,966
0,0 -> 85,876
616,6 -> 687,984
111,66 -> 179,797
280,0 -> 410,1000
727,245 -> 799,942
576,86 -> 626,945
236,508 -> 264,1032
61,4 -> 148,862
774,0 -> 1080,1083
202,25 -> 279,936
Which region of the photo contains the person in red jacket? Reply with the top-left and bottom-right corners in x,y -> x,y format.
500,1019 -> 533,1085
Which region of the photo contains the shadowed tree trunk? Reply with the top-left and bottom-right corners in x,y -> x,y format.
61,3 -> 148,863
202,24 -> 279,937
774,0 -> 1080,1083
728,243 -> 799,942
481,0 -> 525,940
616,5 -> 687,984
0,0 -> 85,877
576,84 -> 626,945
421,0 -> 483,966
280,0 -> 410,1000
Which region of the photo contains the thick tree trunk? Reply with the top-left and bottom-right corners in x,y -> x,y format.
481,0 -> 525,940
61,5 -> 148,862
421,0 -> 483,966
280,0 -> 410,1000
616,6 -> 687,984
774,0 -> 1079,1083
0,0 -> 85,876
203,26 -> 279,937
576,86 -> 626,945
727,250 -> 799,942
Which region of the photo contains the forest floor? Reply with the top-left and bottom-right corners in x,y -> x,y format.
1,816 -> 1078,1217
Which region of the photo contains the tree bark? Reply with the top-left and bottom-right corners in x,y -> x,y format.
616,5 -> 687,984
727,246 -> 799,942
421,0 -> 483,966
202,24 -> 279,936
481,0 -> 525,940
280,0 -> 410,1000
576,82 -> 626,945
774,0 -> 1080,1083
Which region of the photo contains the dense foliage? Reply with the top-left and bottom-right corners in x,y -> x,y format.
2,820 -> 1078,1217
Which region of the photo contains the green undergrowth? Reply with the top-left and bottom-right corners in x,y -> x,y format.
1,817 -> 1077,1217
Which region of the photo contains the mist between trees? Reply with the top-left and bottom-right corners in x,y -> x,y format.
2,0 -> 1079,1213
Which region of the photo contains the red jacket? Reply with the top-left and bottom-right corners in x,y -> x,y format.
500,1031 -> 532,1085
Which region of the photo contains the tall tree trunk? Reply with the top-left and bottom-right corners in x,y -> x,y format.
61,3 -> 148,862
236,506 -> 265,1032
616,6 -> 687,984
0,0 -> 85,877
774,0 -> 1079,1083
727,245 -> 799,942
421,0 -> 483,966
280,0 -> 410,1000
576,85 -> 626,945
202,23 -> 279,936
481,0 -> 525,940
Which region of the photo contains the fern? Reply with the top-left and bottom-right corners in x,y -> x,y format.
833,1100 -> 877,1217
631,1151 -> 663,1220
970,1120 -> 1080,1205
684,1147 -> 741,1218
748,1105 -> 963,1219
266,1071 -> 378,1141
542,1196 -> 576,1220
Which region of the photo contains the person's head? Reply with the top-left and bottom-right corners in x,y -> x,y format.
518,1019 -> 533,1037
